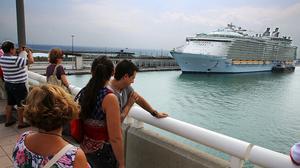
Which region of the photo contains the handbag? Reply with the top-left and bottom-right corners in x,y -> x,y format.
70,118 -> 83,142
69,88 -> 85,143
47,64 -> 71,94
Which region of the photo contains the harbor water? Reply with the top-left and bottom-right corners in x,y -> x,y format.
68,68 -> 300,163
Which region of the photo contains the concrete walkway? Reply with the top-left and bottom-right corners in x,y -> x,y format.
0,99 -> 37,168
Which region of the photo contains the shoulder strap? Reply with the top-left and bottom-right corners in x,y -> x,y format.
53,64 -> 59,75
74,87 -> 85,102
43,144 -> 74,168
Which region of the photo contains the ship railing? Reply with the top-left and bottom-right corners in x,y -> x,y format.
28,71 -> 297,168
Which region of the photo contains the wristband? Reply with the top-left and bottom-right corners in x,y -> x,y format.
150,110 -> 158,117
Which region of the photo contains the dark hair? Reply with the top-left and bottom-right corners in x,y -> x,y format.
80,56 -> 114,119
49,48 -> 64,64
1,41 -> 14,53
114,59 -> 138,80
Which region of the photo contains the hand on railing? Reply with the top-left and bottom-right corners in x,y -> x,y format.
150,110 -> 168,118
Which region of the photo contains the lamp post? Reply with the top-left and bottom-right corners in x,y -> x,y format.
71,35 -> 75,53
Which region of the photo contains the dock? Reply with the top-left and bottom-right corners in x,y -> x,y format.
29,54 -> 180,75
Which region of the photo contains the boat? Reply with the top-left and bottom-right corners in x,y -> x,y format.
170,24 -> 298,73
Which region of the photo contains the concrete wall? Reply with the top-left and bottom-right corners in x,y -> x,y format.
75,56 -> 83,70
123,126 -> 230,168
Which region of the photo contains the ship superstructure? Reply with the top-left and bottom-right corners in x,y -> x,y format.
170,24 -> 297,73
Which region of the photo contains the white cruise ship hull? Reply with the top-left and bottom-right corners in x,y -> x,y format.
171,52 -> 274,73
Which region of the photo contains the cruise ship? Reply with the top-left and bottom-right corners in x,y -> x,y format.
170,24 -> 297,73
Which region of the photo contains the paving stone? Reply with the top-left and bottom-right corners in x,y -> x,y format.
2,144 -> 15,157
0,124 -> 16,132
0,134 -> 19,146
0,126 -> 18,139
0,129 -> 18,139
0,147 -> 6,157
0,156 -> 13,167
7,152 -> 13,163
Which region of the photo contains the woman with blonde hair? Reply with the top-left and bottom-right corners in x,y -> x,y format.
46,48 -> 70,93
12,84 -> 90,168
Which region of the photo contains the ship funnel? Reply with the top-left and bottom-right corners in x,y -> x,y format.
272,28 -> 280,37
263,28 -> 271,36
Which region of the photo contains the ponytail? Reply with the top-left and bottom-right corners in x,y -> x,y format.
80,56 -> 114,119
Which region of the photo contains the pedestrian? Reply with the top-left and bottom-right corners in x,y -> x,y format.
0,48 -> 6,99
108,59 -> 168,121
46,48 -> 70,93
0,41 -> 34,128
79,56 -> 125,168
13,84 -> 90,167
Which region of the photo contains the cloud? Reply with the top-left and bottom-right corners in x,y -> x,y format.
1,0 -> 299,56
151,3 -> 300,55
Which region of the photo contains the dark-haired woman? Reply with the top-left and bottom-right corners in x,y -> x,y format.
79,56 -> 124,168
12,85 -> 90,168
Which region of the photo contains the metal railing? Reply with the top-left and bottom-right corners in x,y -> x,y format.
28,71 -> 298,168
28,71 -> 81,96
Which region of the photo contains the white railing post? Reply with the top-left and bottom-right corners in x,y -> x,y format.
230,156 -> 243,168
28,78 -> 40,86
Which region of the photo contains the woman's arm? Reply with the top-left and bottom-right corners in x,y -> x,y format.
26,49 -> 34,65
73,148 -> 90,168
103,93 -> 125,167
61,74 -> 69,87
57,65 -> 69,88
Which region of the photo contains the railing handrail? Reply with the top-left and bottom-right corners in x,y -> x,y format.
28,71 -> 298,168
128,107 -> 298,168
28,71 -> 82,95
130,106 -> 251,158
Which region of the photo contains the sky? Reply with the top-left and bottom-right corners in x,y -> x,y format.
0,0 -> 300,56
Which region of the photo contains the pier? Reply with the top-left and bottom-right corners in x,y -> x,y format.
30,50 -> 180,75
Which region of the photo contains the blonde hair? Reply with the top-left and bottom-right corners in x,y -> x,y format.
20,84 -> 79,131
48,48 -> 64,64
